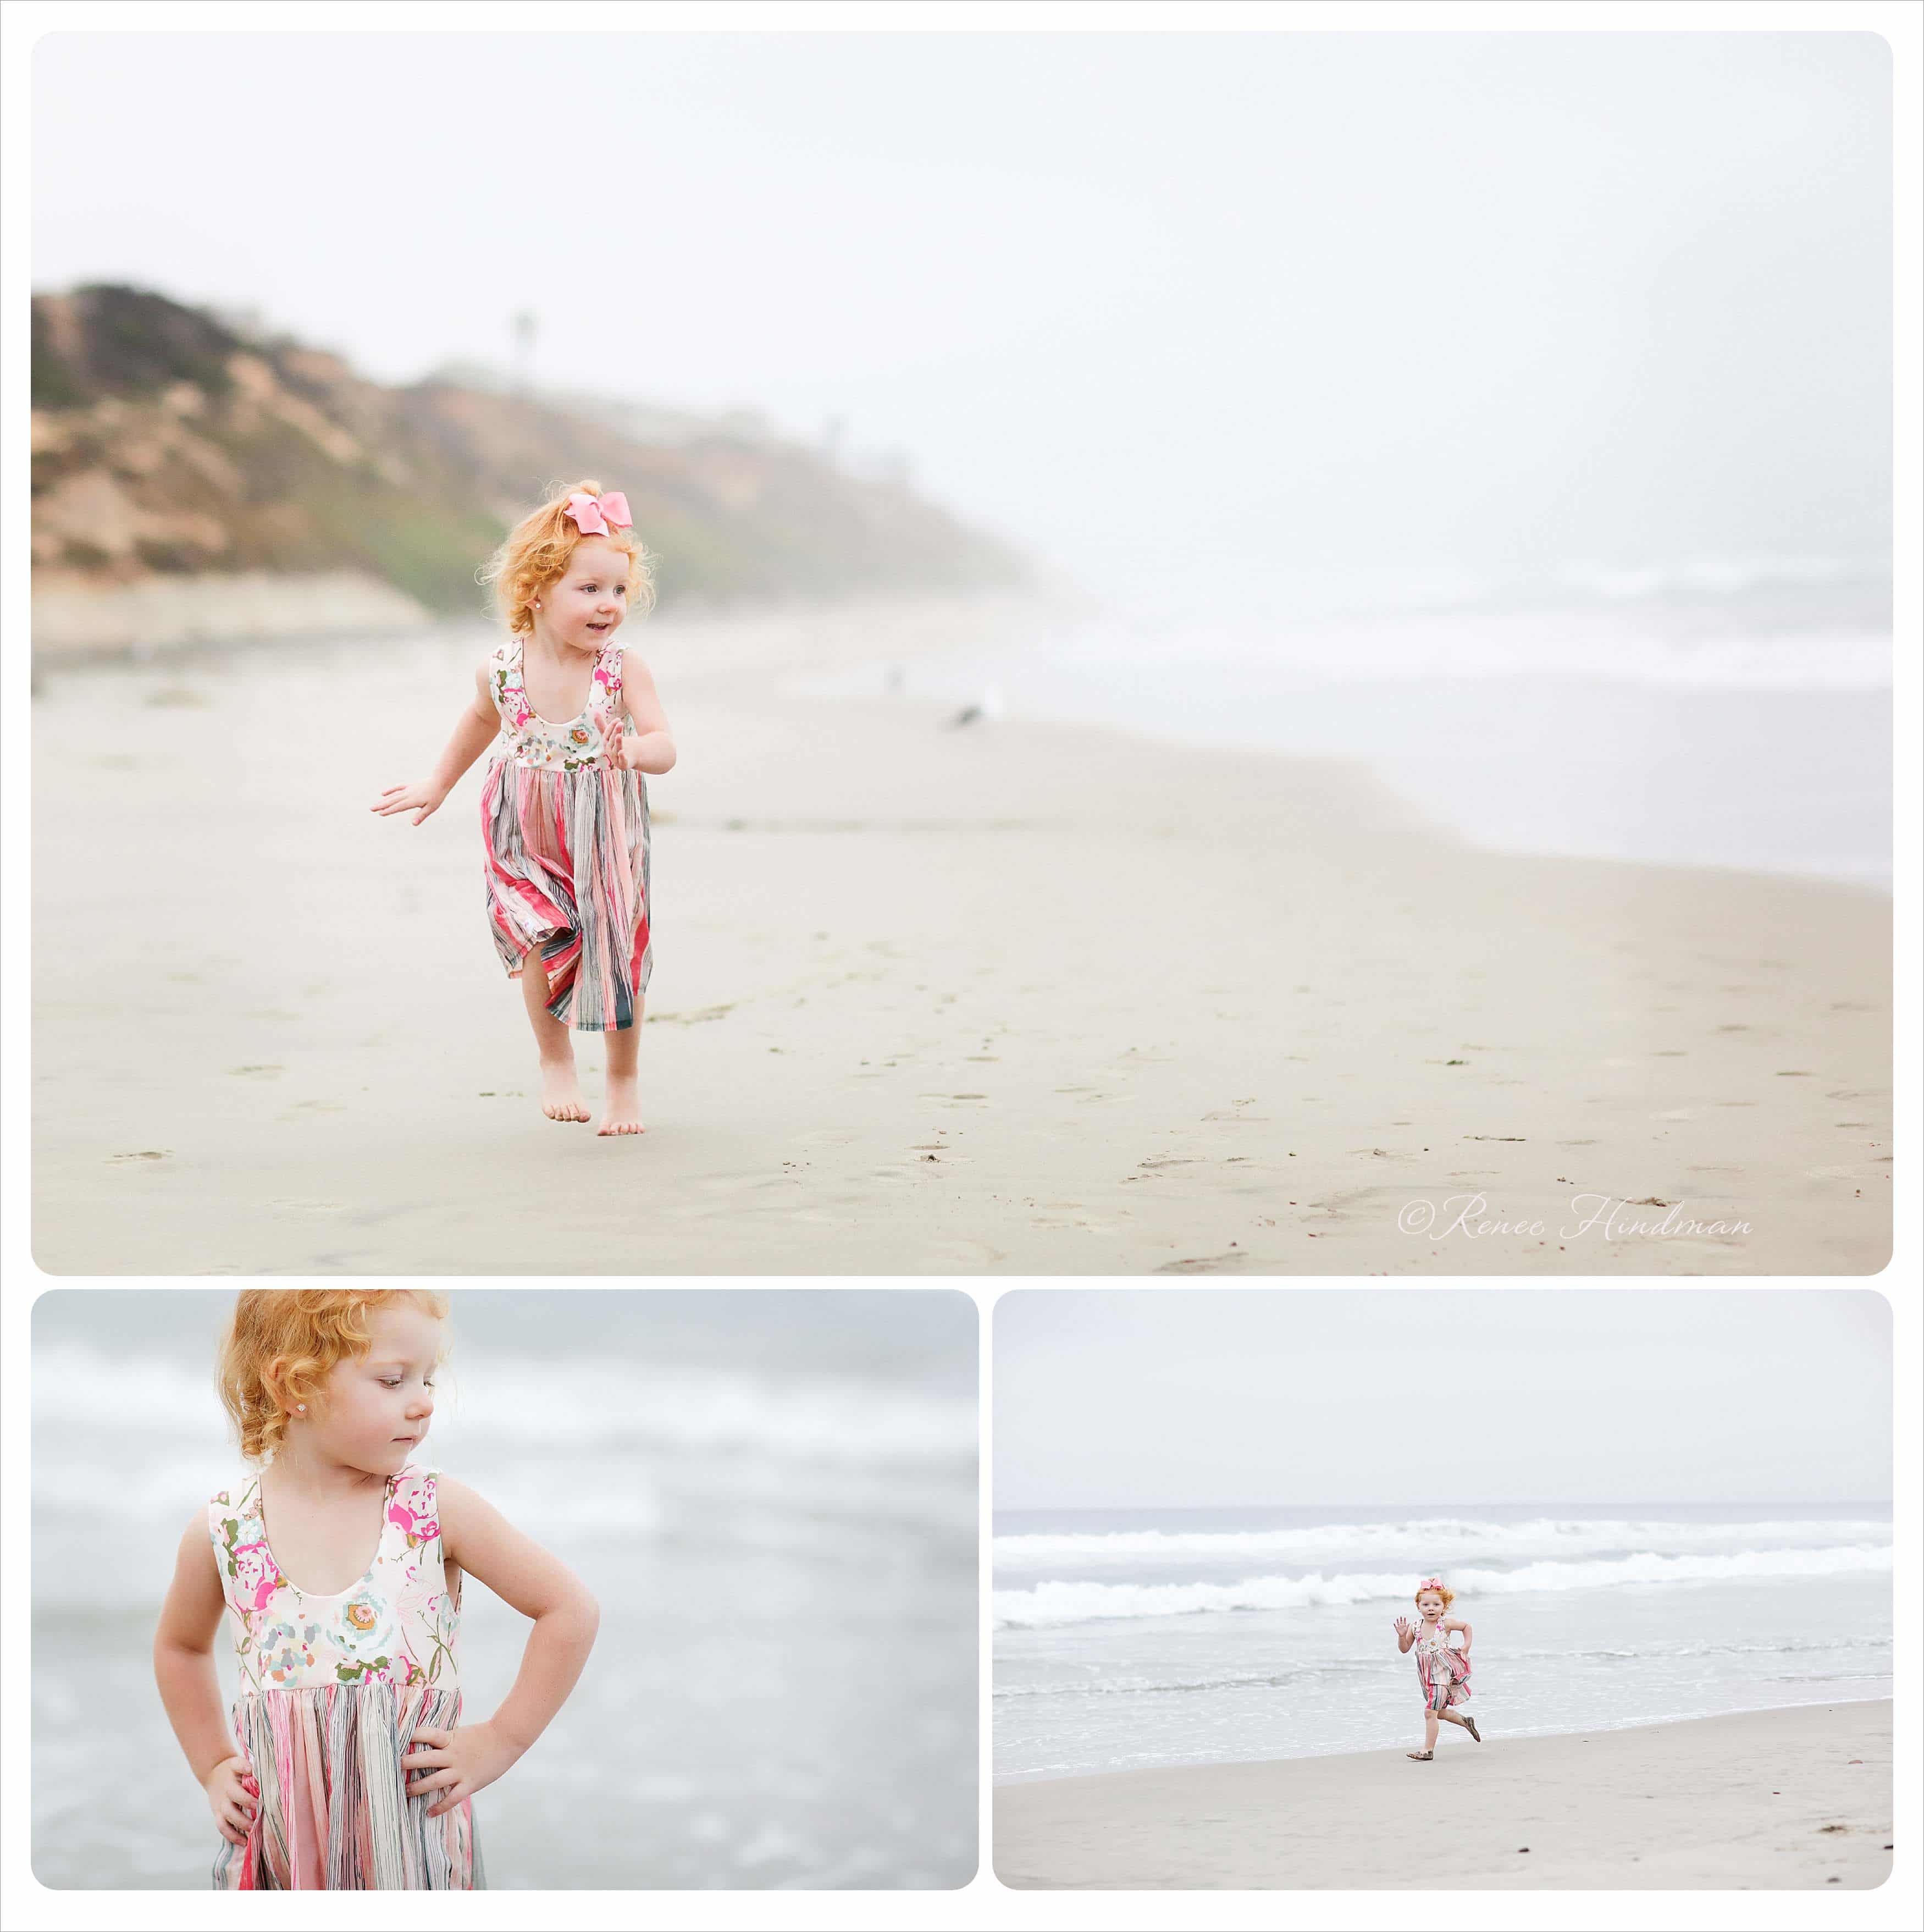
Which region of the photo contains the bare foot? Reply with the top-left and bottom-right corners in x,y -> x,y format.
539,1058 -> 591,1123
597,1073 -> 645,1138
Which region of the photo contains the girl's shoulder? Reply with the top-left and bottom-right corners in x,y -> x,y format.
208,1469 -> 260,1514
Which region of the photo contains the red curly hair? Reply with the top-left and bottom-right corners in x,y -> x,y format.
478,477 -> 656,636
215,1290 -> 450,1464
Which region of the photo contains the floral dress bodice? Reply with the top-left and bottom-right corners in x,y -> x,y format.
207,1462 -> 463,1697
488,638 -> 625,772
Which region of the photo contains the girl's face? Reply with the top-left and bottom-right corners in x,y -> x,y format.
1416,1591 -> 1445,1622
538,537 -> 631,653
290,1300 -> 444,1475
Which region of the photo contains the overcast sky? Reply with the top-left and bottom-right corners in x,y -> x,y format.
31,27 -> 1891,615
994,1289 -> 1892,1509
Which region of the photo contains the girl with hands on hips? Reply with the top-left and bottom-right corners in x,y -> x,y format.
155,1288 -> 598,1889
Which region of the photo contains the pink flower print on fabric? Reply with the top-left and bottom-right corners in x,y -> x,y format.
388,1492 -> 440,1548
231,1536 -> 285,1614
486,641 -> 624,773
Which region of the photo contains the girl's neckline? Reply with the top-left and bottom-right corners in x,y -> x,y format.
254,1465 -> 401,1602
513,637 -> 612,728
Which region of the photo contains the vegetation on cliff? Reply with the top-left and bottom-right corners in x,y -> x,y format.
31,285 -> 1032,615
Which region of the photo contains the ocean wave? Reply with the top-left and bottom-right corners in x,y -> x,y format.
992,1545 -> 1894,1629
1551,553 -> 1889,601
994,1517 -> 1892,1569
32,1343 -> 975,1466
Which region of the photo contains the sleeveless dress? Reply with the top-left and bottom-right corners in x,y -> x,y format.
1413,1622 -> 1472,1712
480,636 -> 653,1032
206,1461 -> 484,1889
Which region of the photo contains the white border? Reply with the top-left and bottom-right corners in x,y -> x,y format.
5,1 -> 1917,1927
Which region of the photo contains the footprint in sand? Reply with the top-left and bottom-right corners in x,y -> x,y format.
109,1150 -> 171,1163
1153,1251 -> 1251,1274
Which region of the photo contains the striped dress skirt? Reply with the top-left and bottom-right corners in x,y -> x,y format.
211,1683 -> 483,1890
1416,1641 -> 1472,1712
481,755 -> 652,1032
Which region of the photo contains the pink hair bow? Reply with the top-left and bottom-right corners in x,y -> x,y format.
1416,1577 -> 1445,1593
563,490 -> 632,537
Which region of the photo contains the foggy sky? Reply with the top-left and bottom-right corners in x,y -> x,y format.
32,28 -> 1891,614
993,1289 -> 1892,1509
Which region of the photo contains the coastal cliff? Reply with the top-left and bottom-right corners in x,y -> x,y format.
31,284 -> 1033,655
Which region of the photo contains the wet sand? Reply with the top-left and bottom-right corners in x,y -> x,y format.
994,1699 -> 1894,1889
31,592 -> 1892,1273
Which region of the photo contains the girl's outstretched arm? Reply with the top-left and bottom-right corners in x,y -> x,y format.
372,665 -> 500,825
615,659 -> 677,775
400,1476 -> 600,1819
1392,1615 -> 1417,1653
1449,1617 -> 1473,1654
153,1515 -> 259,1846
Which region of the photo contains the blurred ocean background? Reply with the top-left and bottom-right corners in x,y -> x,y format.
794,550 -> 1893,888
32,1290 -> 979,1889
993,1502 -> 1893,1781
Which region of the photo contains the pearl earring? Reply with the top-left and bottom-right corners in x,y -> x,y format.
296,1403 -> 305,1412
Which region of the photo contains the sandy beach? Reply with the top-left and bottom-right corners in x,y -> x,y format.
31,592 -> 1890,1274
994,1699 -> 1894,1889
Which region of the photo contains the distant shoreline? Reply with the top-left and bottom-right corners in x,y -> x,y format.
29,575 -> 1067,670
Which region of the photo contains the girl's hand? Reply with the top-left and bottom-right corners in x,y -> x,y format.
371,781 -> 447,826
402,1719 -> 524,1819
607,731 -> 637,771
1393,1616 -> 1413,1640
204,1754 -> 257,1847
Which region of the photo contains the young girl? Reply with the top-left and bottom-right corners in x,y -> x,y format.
153,1290 -> 599,1888
1392,1576 -> 1481,1760
372,482 -> 676,1135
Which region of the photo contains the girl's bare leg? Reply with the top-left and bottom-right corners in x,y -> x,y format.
1424,1708 -> 1441,1753
521,946 -> 589,1122
598,1000 -> 645,1137
1439,1706 -> 1470,1729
